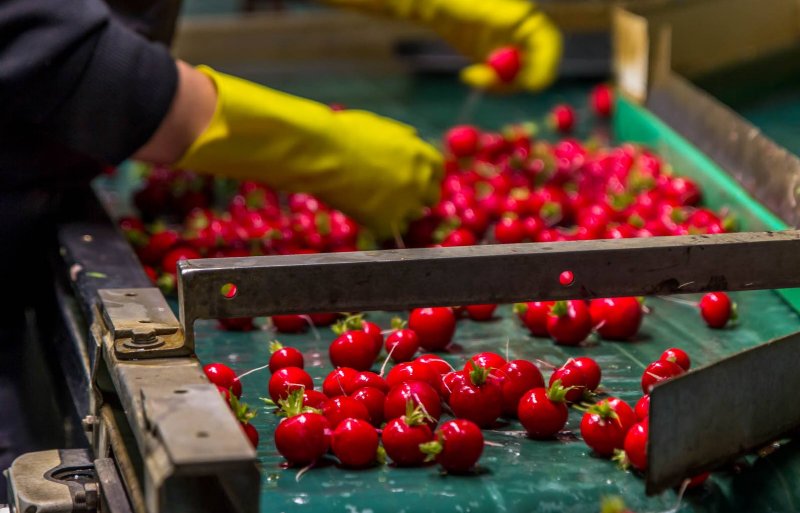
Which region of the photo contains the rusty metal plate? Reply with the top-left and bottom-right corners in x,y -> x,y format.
98,288 -> 189,359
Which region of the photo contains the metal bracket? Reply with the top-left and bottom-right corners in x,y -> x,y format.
647,330 -> 800,493
98,288 -> 190,359
178,230 -> 800,349
5,449 -> 98,513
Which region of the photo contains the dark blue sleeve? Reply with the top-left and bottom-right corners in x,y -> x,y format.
0,0 -> 178,164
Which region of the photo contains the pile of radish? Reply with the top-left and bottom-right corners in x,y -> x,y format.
203,305 -> 714,491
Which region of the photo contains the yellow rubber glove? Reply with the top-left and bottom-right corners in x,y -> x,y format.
324,0 -> 562,92
176,67 -> 442,240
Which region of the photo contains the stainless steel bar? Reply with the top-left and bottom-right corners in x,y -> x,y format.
647,330 -> 800,493
178,230 -> 800,349
647,72 -> 800,228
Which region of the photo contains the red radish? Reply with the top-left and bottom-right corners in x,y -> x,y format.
203,363 -> 242,398
494,215 -> 526,243
218,317 -> 255,331
139,229 -> 179,264
161,246 -> 201,275
635,395 -> 650,420
309,312 -> 339,326
350,387 -> 386,426
268,341 -> 304,373
345,371 -> 389,394
699,292 -> 737,328
440,227 -> 477,247
660,347 -> 691,371
302,389 -> 329,410
143,265 -> 158,284
623,419 -> 648,471
580,399 -> 632,457
333,315 -> 384,355
548,365 -> 586,403
420,419 -> 484,473
322,396 -> 370,429
589,297 -> 643,340
564,356 -> 601,392
415,354 -> 453,375
217,385 -> 231,403
498,359 -> 544,417
449,364 -> 503,428
641,360 -> 684,393
591,83 -> 613,118
272,315 -> 307,333
550,104 -> 576,133
322,367 -> 358,397
603,397 -> 637,430
445,125 -> 481,158
665,176 -> 701,206
384,381 -> 442,427
463,352 -> 506,373
437,369 -> 466,397
685,472 -> 710,489
514,301 -> 553,337
241,422 -> 259,448
522,216 -> 543,240
486,46 -> 522,83
269,367 -> 313,402
518,382 -> 570,439
329,331 -> 377,371
385,361 -> 441,389
465,304 -> 497,321
409,307 -> 456,351
229,394 -> 258,448
547,300 -> 593,346
274,412 -> 331,466
385,319 -> 420,363
382,402 -> 435,466
332,418 -> 379,468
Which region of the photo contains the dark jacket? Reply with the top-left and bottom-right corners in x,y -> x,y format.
0,0 -> 181,190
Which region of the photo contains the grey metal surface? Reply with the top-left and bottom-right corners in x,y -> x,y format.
141,384 -> 257,467
97,405 -> 146,513
96,319 -> 259,513
648,330 -> 800,493
647,72 -> 800,228
179,230 -> 800,348
94,458 -> 133,513
5,450 -> 89,513
98,288 -> 189,359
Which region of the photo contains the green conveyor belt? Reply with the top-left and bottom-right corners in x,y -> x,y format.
104,72 -> 800,512
193,293 -> 800,513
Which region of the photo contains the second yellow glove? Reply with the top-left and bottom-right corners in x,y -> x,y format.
177,67 -> 443,239
324,0 -> 562,92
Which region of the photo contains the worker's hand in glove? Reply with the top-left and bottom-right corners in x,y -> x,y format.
175,67 -> 443,240
323,0 -> 562,92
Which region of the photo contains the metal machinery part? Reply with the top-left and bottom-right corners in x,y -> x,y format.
4,193 -> 259,513
4,449 -> 134,513
178,230 -> 800,348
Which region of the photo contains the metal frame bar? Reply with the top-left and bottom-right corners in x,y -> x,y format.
648,329 -> 800,493
646,72 -> 800,228
179,230 -> 800,349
